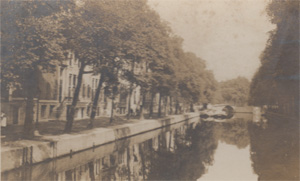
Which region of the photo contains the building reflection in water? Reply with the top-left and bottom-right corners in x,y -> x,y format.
145,122 -> 218,180
2,115 -> 299,181
54,121 -> 215,181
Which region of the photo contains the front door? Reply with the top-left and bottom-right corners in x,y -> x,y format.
12,106 -> 19,124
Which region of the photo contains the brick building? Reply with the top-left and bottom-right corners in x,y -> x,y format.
1,51 -> 149,125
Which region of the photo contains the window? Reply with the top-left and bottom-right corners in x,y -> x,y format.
99,90 -> 103,102
68,87 -> 72,97
73,75 -> 76,88
60,67 -> 63,76
118,152 -> 124,164
92,78 -> 95,89
97,107 -> 100,116
74,108 -> 78,118
12,107 -> 19,124
104,94 -> 107,103
95,159 -> 101,175
69,74 -> 72,86
87,85 -> 91,98
59,80 -> 63,102
81,108 -> 84,118
87,106 -> 90,116
92,79 -> 98,99
133,91 -> 136,104
49,105 -> 55,116
104,95 -> 107,109
69,52 -> 72,66
110,155 -> 116,165
82,84 -> 86,98
41,105 -> 47,118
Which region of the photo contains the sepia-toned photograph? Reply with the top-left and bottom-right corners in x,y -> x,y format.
1,0 -> 299,180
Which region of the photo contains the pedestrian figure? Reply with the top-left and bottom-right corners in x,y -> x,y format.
1,112 -> 7,127
130,108 -> 134,116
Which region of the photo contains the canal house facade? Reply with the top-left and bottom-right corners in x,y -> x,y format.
1,51 -> 155,125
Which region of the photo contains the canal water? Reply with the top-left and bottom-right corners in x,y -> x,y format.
2,113 -> 299,180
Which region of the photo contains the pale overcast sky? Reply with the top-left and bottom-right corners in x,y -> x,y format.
148,0 -> 275,81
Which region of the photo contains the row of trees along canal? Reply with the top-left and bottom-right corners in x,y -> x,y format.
249,0 -> 299,117
1,0 -> 220,138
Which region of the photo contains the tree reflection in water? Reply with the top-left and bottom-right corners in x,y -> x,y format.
145,122 -> 218,180
215,118 -> 250,149
248,118 -> 299,180
4,116 -> 298,181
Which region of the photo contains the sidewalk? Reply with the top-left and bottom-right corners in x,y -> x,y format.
1,112 -> 200,172
1,113 -> 168,142
1,116 -> 135,142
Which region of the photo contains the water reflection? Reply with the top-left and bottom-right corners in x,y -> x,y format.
248,117 -> 299,180
2,115 -> 299,180
199,116 -> 255,180
215,118 -> 250,149
200,143 -> 258,181
146,122 -> 218,180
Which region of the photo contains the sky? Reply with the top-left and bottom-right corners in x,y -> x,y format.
148,0 -> 275,81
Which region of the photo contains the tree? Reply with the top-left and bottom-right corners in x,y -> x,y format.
61,3 -> 98,132
249,0 -> 299,116
219,77 -> 250,106
62,0 -> 126,132
174,51 -> 215,111
115,0 -> 174,119
85,0 -> 128,128
104,80 -> 119,123
1,1 -> 66,138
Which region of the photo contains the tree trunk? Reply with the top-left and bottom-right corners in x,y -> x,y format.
139,144 -> 146,180
64,64 -> 85,133
23,70 -> 37,139
23,93 -> 35,138
88,161 -> 95,181
126,147 -> 131,181
164,96 -> 168,116
110,96 -> 114,123
88,73 -> 105,128
175,100 -> 179,114
158,93 -> 162,117
190,103 -> 194,112
139,91 -> 146,120
127,60 -> 135,120
169,96 -> 173,115
149,92 -> 155,118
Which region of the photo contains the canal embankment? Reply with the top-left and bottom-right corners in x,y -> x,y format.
234,106 -> 253,113
1,112 -> 200,172
265,111 -> 299,121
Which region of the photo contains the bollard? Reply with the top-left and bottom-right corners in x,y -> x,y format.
22,148 -> 26,165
